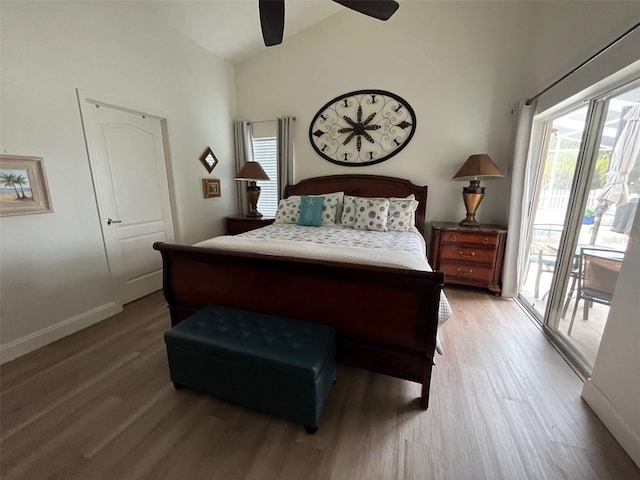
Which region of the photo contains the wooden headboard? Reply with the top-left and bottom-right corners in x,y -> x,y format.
284,174 -> 428,236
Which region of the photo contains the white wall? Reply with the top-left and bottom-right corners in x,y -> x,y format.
0,2 -> 236,361
582,213 -> 640,467
529,2 -> 640,113
235,1 -> 538,228
524,2 -> 640,467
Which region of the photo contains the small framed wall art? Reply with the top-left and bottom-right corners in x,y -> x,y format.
0,154 -> 54,217
202,178 -> 221,198
199,147 -> 219,173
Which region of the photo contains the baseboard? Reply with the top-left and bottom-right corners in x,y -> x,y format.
582,379 -> 640,468
0,302 -> 123,364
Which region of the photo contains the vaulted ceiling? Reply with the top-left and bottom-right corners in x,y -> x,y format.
143,0 -> 343,64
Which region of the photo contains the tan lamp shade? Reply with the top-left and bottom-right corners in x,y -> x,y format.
452,154 -> 503,227
235,162 -> 270,218
234,161 -> 270,181
452,154 -> 504,181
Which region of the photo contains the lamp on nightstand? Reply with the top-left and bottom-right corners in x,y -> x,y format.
452,154 -> 503,227
235,161 -> 270,218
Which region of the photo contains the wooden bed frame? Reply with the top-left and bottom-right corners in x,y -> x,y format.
153,174 -> 445,408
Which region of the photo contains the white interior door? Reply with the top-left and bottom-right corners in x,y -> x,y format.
81,100 -> 175,304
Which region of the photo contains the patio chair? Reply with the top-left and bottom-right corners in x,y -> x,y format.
561,266 -> 580,318
525,224 -> 564,299
568,247 -> 623,335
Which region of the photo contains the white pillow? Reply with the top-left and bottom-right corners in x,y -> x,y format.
275,192 -> 344,225
340,195 -> 358,227
387,198 -> 419,231
342,194 -> 417,229
353,197 -> 390,232
318,191 -> 344,225
274,196 -> 301,224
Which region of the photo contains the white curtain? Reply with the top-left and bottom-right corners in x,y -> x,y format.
277,117 -> 295,199
233,120 -> 254,215
502,100 -> 537,297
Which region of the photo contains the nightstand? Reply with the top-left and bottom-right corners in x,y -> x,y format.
225,215 -> 275,235
429,221 -> 507,295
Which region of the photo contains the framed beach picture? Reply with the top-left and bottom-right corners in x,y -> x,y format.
0,155 -> 53,217
202,178 -> 221,198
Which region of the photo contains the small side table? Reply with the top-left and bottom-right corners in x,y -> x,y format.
225,215 -> 275,235
429,221 -> 507,295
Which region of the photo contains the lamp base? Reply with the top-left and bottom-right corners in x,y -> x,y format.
459,218 -> 481,227
459,180 -> 485,227
246,182 -> 263,218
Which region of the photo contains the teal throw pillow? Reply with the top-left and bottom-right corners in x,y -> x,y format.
298,195 -> 325,227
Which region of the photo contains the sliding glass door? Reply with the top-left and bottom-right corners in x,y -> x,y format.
519,80 -> 640,373
519,105 -> 589,315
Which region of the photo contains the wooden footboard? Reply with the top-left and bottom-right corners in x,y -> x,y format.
153,242 -> 444,409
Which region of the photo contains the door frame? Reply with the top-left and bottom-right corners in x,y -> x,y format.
76,89 -> 178,304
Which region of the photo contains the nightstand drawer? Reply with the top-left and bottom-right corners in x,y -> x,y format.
440,263 -> 494,283
442,232 -> 498,246
440,245 -> 496,263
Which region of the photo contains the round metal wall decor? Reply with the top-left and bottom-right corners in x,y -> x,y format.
309,89 -> 416,167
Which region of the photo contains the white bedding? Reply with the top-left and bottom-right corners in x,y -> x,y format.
195,224 -> 453,334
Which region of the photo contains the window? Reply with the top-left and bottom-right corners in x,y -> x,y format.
252,137 -> 278,217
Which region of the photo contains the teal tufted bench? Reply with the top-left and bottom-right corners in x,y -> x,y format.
164,305 -> 336,433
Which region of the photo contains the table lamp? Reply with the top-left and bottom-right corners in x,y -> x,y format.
452,154 -> 503,227
235,161 -> 270,218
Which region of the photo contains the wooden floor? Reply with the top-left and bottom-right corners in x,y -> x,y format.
2,288 -> 638,480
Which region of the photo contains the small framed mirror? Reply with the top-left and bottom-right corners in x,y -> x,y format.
199,147 -> 219,173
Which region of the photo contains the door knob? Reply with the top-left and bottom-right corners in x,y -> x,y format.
107,218 -> 122,225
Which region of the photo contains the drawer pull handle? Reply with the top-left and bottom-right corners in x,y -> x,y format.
483,237 -> 489,243
459,251 -> 475,257
457,268 -> 473,275
450,235 -> 457,241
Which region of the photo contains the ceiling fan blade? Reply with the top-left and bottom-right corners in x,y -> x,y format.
259,0 -> 285,46
332,0 -> 399,21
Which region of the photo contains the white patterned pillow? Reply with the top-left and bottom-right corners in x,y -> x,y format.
353,197 -> 390,231
343,194 -> 416,229
340,195 -> 358,227
274,197 -> 301,223
387,198 -> 419,231
318,192 -> 344,226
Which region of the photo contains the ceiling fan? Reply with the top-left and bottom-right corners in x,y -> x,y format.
259,0 -> 400,47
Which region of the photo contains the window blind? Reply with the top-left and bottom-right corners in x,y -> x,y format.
253,137 -> 278,217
